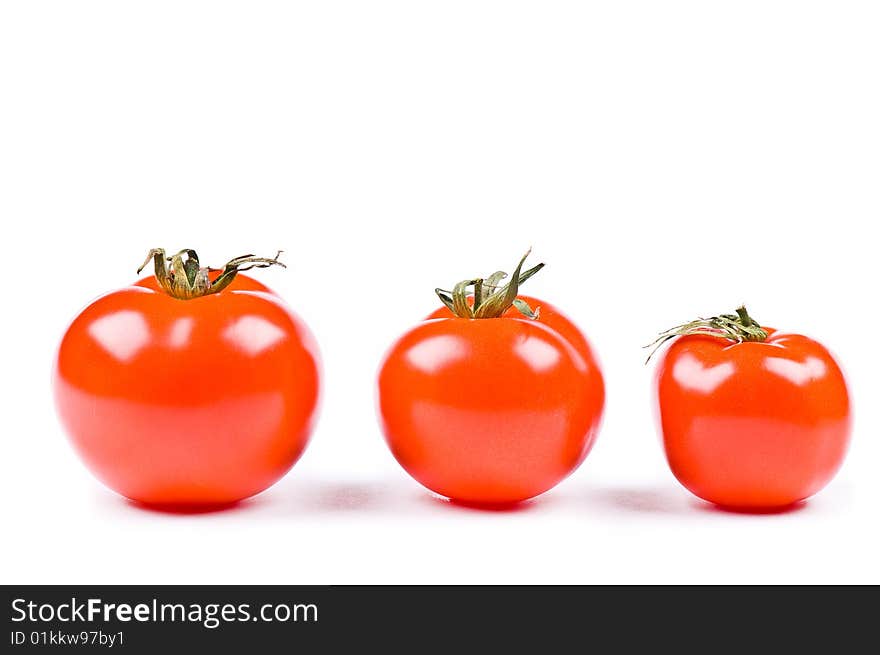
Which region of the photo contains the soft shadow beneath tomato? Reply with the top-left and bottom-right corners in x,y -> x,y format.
125,498 -> 258,516
588,487 -> 692,516
695,500 -> 808,516
425,494 -> 541,514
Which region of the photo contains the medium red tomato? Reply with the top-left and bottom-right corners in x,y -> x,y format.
54,249 -> 321,507
651,307 -> 851,510
378,253 -> 605,505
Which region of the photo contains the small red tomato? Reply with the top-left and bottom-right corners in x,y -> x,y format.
378,252 -> 605,505
650,306 -> 851,510
54,248 -> 321,507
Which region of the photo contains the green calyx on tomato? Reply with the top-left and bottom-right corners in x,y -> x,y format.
137,247 -> 286,300
434,249 -> 545,319
645,305 -> 769,362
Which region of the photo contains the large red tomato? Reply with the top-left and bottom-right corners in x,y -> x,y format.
378,254 -> 605,505
651,307 -> 851,510
54,249 -> 321,507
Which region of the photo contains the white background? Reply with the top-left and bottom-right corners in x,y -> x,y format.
1,1 -> 878,584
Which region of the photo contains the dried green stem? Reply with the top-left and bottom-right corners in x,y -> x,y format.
435,250 -> 544,319
137,247 -> 285,300
644,305 -> 768,363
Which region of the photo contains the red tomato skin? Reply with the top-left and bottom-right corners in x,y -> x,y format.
655,329 -> 851,509
378,317 -> 605,504
54,286 -> 321,507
